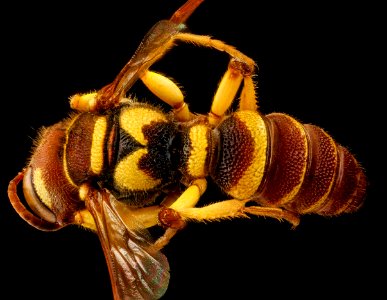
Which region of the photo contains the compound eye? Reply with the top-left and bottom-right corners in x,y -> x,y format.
22,167 -> 57,223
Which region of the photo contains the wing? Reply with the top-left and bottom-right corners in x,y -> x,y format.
86,189 -> 170,300
110,0 -> 204,99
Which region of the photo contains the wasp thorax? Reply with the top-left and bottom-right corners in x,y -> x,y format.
64,113 -> 108,186
102,104 -> 180,206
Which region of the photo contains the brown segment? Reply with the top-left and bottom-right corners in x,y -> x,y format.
258,113 -> 308,205
212,115 -> 255,191
317,145 -> 367,215
66,113 -> 95,185
345,168 -> 367,213
106,120 -> 118,168
287,124 -> 338,213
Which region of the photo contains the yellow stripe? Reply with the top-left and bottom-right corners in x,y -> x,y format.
120,106 -> 167,145
90,116 -> 107,175
228,111 -> 267,199
63,115 -> 80,187
114,149 -> 161,191
187,124 -> 209,178
32,168 -> 53,209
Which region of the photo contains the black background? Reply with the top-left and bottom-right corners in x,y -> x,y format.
2,0 -> 383,299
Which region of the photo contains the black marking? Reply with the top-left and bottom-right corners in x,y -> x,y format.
140,121 -> 178,182
102,119 -> 180,207
211,115 -> 254,191
117,128 -> 144,162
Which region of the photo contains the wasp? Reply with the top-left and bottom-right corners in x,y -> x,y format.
8,0 -> 367,299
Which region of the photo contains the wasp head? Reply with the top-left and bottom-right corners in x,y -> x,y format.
8,120 -> 84,231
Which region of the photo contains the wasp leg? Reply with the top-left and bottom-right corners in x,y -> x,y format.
157,178 -> 207,229
130,178 -> 207,227
140,31 -> 260,123
239,75 -> 258,112
208,58 -> 258,126
169,178 -> 207,209
209,59 -> 244,126
140,70 -> 193,121
124,180 -> 207,251
124,188 -> 182,229
133,200 -> 250,251
122,205 -> 181,252
173,33 -> 257,125
69,92 -> 98,112
243,205 -> 300,228
154,179 -> 207,250
170,199 -> 300,228
70,32 -> 258,116
151,228 -> 181,252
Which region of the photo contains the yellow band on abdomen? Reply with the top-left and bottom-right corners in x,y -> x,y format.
187,124 -> 209,178
228,111 -> 268,199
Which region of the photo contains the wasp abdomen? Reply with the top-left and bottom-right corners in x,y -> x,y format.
211,111 -> 366,216
260,113 -> 366,215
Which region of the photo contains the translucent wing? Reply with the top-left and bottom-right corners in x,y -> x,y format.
86,190 -> 170,300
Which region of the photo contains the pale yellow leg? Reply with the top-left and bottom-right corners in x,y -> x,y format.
150,227 -> 180,252
127,205 -> 162,229
102,179 -> 206,233
140,70 -> 192,121
239,76 -> 258,111
123,188 -> 182,229
70,32 -> 258,118
209,59 -> 259,125
153,179 -> 207,249
176,199 -> 248,222
174,199 -> 300,228
169,178 -> 207,210
172,33 -> 258,125
139,32 -> 259,122
209,61 -> 243,125
70,92 -> 98,112
119,179 -> 207,250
